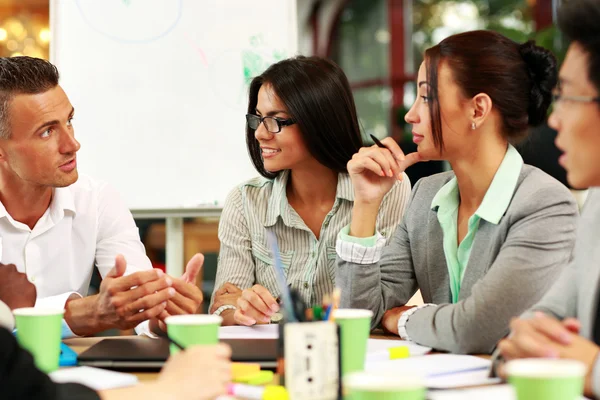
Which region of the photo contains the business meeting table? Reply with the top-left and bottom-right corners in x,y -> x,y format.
63,330 -> 492,387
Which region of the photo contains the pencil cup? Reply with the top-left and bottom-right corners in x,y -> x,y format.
165,314 -> 222,355
344,372 -> 425,400
506,358 -> 585,400
333,309 -> 373,376
13,307 -> 64,373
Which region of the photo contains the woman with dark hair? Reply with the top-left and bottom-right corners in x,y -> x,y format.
336,30 -> 579,354
210,56 -> 411,326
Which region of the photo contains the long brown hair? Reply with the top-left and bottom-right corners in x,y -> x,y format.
246,56 -> 363,179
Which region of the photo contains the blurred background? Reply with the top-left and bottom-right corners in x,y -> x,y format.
0,0 -> 567,315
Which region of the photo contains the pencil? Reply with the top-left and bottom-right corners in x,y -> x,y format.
167,336 -> 186,351
330,288 -> 341,321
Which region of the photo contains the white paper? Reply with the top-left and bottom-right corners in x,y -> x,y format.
428,384 -> 515,400
427,368 -> 501,389
429,384 -> 589,400
366,338 -> 431,361
219,324 -> 279,339
365,354 -> 491,379
49,366 -> 138,390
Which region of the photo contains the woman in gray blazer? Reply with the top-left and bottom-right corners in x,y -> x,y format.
496,0 -> 600,397
336,30 -> 579,354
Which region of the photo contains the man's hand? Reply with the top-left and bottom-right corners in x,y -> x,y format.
65,254 -> 175,336
498,313 -> 600,398
0,264 -> 36,310
150,254 -> 205,335
381,306 -> 415,335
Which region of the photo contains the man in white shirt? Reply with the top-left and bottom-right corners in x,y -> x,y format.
0,56 -> 203,336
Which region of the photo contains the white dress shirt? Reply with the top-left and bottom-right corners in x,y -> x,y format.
0,174 -> 153,335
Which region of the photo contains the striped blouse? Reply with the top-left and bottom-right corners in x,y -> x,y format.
211,169 -> 411,308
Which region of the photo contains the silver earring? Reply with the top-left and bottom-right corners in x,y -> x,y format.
471,122 -> 476,130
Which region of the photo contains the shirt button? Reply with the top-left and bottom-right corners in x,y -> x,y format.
29,275 -> 36,283
304,282 -> 309,289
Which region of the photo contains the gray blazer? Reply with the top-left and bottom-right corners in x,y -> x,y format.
336,165 -> 578,354
523,188 -> 600,363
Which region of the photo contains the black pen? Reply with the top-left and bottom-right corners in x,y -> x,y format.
167,336 -> 186,351
369,134 -> 388,149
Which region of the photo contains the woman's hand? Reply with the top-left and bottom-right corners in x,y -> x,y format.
347,138 -> 420,238
234,284 -> 279,326
347,138 -> 420,205
210,283 -> 243,314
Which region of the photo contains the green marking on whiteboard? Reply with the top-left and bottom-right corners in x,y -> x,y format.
122,0 -> 132,6
242,35 -> 287,83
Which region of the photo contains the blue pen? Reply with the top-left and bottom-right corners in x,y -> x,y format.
266,230 -> 297,322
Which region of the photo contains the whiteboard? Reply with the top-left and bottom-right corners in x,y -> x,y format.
50,0 -> 297,210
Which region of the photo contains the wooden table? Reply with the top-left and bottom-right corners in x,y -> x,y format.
64,332 -> 407,382
64,333 -> 491,385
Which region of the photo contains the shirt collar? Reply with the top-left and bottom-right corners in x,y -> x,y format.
431,144 -> 523,224
431,176 -> 460,217
50,186 -> 77,220
475,144 -> 523,224
264,170 -> 354,227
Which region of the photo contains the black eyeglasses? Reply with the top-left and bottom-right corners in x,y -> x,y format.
246,114 -> 295,134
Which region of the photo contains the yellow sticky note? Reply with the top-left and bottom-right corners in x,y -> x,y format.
236,370 -> 274,385
263,385 -> 289,400
231,363 -> 261,381
388,346 -> 410,359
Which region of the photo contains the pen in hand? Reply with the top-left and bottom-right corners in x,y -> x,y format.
369,134 -> 389,150
369,134 -> 405,180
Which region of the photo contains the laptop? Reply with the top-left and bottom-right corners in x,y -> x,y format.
78,337 -> 279,370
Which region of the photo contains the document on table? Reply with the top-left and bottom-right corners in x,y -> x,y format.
219,324 -> 279,339
428,384 -> 590,400
49,366 -> 138,390
427,368 -> 501,389
365,354 -> 491,380
366,338 -> 431,361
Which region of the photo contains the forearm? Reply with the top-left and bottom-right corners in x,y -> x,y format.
64,295 -> 107,336
349,200 -> 382,237
336,259 -> 389,328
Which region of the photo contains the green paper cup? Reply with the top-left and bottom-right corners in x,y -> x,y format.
334,309 -> 373,376
506,358 -> 586,400
13,307 -> 64,373
344,372 -> 425,400
165,314 -> 222,355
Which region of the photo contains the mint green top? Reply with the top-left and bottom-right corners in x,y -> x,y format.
431,145 -> 523,302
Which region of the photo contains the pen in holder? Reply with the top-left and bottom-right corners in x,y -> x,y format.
266,230 -> 341,399
276,290 -> 342,400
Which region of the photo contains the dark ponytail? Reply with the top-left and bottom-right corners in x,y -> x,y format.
519,40 -> 558,126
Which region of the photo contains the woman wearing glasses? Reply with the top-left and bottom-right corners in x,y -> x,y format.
336,30 -> 579,354
209,56 -> 411,326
